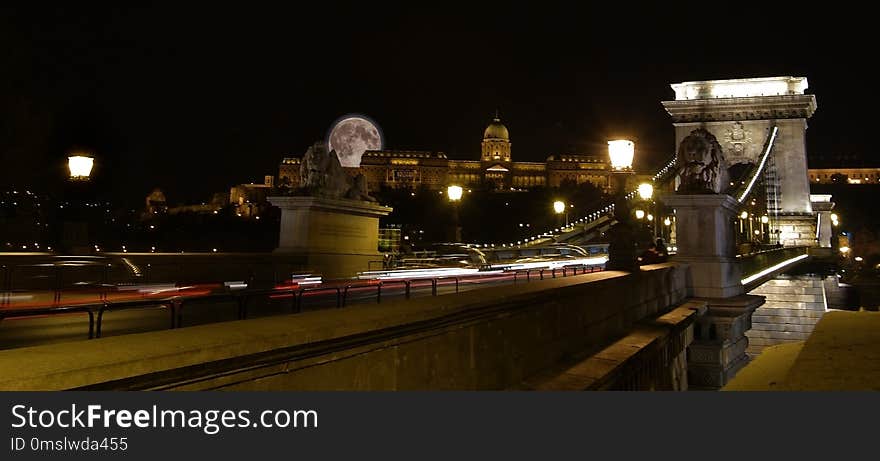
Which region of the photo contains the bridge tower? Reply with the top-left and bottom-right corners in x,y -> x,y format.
662,76 -> 818,246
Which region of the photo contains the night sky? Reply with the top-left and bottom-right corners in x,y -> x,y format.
0,5 -> 871,206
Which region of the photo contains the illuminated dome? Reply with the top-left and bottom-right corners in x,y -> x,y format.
483,116 -> 509,140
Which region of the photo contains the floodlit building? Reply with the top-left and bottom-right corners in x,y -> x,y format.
229,176 -> 274,217
279,115 -> 634,192
808,167 -> 880,184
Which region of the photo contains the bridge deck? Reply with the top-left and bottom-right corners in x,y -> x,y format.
725,310 -> 880,390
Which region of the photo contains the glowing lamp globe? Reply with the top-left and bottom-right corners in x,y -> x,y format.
447,185 -> 463,201
761,215 -> 769,224
68,155 -> 94,179
637,183 -> 653,200
553,200 -> 565,214
635,209 -> 645,220
608,140 -> 634,171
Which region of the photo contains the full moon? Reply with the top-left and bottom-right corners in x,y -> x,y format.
327,115 -> 383,167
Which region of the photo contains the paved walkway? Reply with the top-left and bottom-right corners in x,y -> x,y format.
725,310 -> 880,390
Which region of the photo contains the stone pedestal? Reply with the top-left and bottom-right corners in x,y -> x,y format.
268,196 -> 392,279
662,193 -> 766,389
688,294 -> 764,390
661,194 -> 744,298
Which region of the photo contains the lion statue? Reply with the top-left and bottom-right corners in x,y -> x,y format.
345,173 -> 376,202
675,128 -> 730,194
298,142 -> 375,201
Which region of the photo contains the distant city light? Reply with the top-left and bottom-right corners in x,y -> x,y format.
664,217 -> 672,226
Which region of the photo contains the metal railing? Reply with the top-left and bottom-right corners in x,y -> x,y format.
0,264 -> 606,344
738,246 -> 809,289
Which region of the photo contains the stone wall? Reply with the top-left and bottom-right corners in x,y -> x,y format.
746,275 -> 829,357
0,264 -> 689,391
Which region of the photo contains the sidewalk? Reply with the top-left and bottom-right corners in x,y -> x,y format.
725,310 -> 880,390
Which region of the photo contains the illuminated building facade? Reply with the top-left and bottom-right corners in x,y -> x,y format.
808,167 -> 880,184
229,176 -> 274,217
278,116 -> 621,192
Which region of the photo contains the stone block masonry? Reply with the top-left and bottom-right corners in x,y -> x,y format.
746,275 -> 829,357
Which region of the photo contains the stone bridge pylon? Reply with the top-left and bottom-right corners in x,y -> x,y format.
659,76 -> 825,389
662,76 -> 819,246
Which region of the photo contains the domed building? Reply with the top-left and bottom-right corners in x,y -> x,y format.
481,114 -> 511,163
280,113 -> 631,192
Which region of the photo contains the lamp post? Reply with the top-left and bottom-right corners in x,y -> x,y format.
761,215 -> 769,243
61,152 -> 96,254
637,182 -> 655,239
606,140 -> 638,271
447,185 -> 463,242
553,200 -> 567,229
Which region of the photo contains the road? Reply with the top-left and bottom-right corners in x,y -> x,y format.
1,269 -> 585,350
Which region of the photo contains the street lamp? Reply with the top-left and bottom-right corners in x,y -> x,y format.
637,182 -> 656,239
447,185 -> 463,242
606,139 -> 638,271
553,200 -> 569,228
637,183 -> 653,201
68,154 -> 94,180
62,152 -> 96,254
608,140 -> 635,172
553,200 -> 565,214
447,185 -> 463,202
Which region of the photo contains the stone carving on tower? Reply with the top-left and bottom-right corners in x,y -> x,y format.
723,121 -> 754,165
299,142 -> 376,201
675,128 -> 730,194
